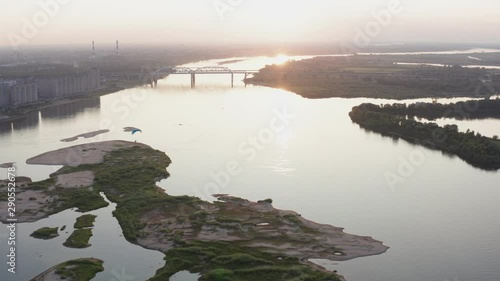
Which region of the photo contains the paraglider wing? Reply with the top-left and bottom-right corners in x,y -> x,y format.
131,129 -> 142,135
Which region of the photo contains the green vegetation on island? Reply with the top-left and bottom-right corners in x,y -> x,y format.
30,227 -> 59,240
63,229 -> 93,248
54,258 -> 104,281
150,241 -> 339,281
349,102 -> 500,170
74,214 -> 97,229
31,258 -> 104,281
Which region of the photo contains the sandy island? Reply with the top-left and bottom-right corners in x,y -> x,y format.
24,141 -> 388,260
60,129 -> 110,142
137,194 -> 389,262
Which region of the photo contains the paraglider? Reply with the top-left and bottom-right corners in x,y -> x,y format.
131,129 -> 142,135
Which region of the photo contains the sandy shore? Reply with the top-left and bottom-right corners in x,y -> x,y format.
56,171 -> 95,188
27,140 -> 149,167
60,130 -> 110,142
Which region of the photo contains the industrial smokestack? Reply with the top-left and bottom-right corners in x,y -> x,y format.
92,41 -> 95,58
116,40 -> 119,56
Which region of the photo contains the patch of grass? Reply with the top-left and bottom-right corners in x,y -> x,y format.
204,268 -> 234,281
55,188 -> 109,213
30,227 -> 59,240
212,254 -> 274,267
74,214 -> 97,229
54,258 -> 104,281
26,178 -> 55,191
63,229 -> 93,248
258,198 -> 273,204
148,241 -> 340,281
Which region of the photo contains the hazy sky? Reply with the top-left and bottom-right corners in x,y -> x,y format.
1,0 -> 499,48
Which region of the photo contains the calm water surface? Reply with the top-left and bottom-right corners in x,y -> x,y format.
1,53 -> 500,281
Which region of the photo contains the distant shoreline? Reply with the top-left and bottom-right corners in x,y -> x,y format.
246,55 -> 500,100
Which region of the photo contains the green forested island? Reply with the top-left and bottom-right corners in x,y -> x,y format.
349,101 -> 500,170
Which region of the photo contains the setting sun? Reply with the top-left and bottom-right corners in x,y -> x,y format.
274,54 -> 290,65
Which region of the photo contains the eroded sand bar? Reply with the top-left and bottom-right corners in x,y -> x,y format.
60,129 -> 110,142
123,126 -> 141,132
0,162 -> 15,168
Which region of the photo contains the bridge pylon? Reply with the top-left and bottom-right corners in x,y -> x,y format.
191,73 -> 196,88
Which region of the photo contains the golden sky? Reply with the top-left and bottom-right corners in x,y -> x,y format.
1,0 -> 499,47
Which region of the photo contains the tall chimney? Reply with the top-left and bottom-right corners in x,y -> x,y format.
92,41 -> 95,58
116,40 -> 119,56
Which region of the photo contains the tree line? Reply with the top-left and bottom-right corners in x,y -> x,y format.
366,98 -> 500,120
349,102 -> 500,170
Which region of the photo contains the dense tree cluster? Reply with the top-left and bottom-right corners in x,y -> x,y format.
349,102 -> 500,170
364,98 -> 500,120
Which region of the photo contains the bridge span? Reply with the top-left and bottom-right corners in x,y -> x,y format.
153,66 -> 259,87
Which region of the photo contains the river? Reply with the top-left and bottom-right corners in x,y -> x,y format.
1,51 -> 500,281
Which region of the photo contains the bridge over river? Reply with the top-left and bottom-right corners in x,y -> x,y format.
153,66 -> 259,87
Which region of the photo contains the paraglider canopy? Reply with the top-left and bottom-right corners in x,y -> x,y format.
131,129 -> 142,135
